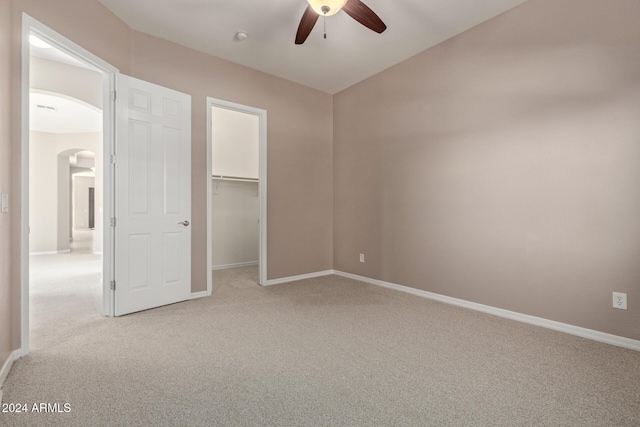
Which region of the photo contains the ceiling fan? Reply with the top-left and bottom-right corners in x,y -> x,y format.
295,0 -> 387,44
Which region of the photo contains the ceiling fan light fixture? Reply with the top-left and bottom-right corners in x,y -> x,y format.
296,0 -> 386,45
306,0 -> 348,16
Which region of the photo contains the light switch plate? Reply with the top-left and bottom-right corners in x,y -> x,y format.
1,193 -> 8,213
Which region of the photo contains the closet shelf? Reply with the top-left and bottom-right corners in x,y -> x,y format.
212,175 -> 259,183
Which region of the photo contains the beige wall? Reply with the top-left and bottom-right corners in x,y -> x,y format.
1,0 -> 13,367
57,133 -> 102,253
9,0 -> 132,358
7,0 -> 333,352
13,0 -> 132,74
29,131 -> 58,253
30,57 -> 103,109
211,107 -> 260,180
4,0 -> 638,360
334,0 -> 640,340
56,154 -> 70,251
129,31 -> 334,288
212,181 -> 260,268
28,132 -> 100,254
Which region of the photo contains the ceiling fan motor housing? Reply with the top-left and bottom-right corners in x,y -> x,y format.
306,0 -> 348,16
296,0 -> 387,44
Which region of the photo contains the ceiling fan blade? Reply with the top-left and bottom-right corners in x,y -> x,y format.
295,5 -> 320,44
342,0 -> 387,34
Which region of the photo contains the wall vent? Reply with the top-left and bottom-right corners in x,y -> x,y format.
36,104 -> 57,111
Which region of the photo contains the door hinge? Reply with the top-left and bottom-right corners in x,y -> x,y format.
110,280 -> 116,290
110,154 -> 116,164
111,90 -> 116,101
110,217 -> 116,227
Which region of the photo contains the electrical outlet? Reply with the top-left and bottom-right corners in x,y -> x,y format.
612,292 -> 627,310
359,253 -> 364,263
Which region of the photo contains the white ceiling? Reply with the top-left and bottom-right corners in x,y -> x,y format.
30,44 -> 96,71
98,0 -> 528,94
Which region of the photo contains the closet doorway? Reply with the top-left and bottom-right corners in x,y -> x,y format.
206,98 -> 267,292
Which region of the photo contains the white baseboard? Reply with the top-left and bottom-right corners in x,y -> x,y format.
211,261 -> 258,271
191,290 -> 210,299
334,271 -> 640,352
29,249 -> 71,256
264,270 -> 334,286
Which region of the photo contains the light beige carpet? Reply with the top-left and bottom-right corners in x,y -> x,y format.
2,259 -> 639,426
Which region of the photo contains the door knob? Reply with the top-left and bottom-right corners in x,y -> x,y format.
179,220 -> 190,226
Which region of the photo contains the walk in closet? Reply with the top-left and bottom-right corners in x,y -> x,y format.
211,106 -> 260,270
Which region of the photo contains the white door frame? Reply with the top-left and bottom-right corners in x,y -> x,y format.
19,14 -> 118,356
206,97 -> 267,290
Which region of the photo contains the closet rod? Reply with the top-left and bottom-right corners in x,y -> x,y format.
212,175 -> 259,183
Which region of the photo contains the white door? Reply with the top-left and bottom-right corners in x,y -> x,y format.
114,74 -> 191,316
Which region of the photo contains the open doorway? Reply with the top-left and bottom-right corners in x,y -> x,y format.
27,41 -> 104,349
20,15 -> 118,356
207,98 -> 267,293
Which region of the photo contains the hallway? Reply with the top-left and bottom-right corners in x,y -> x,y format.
29,230 -> 102,351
